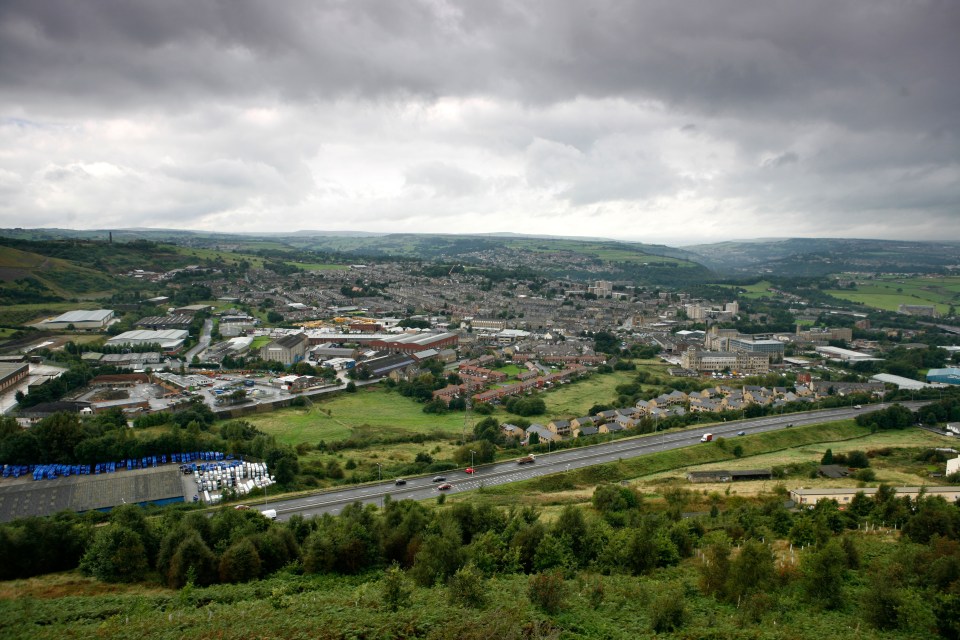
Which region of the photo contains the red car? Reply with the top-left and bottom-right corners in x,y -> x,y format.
464,467 -> 476,474
437,483 -> 453,491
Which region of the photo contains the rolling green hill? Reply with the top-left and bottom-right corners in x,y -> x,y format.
0,245 -> 119,301
686,238 -> 960,276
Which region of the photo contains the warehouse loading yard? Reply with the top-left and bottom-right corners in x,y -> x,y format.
0,465 -> 186,523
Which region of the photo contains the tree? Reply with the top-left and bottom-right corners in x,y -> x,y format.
821,448 -> 834,465
219,538 -> 262,583
79,526 -> 148,583
802,539 -> 847,609
167,531 -> 218,588
727,540 -> 775,603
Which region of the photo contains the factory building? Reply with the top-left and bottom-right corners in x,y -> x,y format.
40,309 -> 115,331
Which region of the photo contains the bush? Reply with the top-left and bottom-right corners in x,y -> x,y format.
528,570 -> 568,614
854,468 -> 876,482
649,587 -> 687,633
448,563 -> 487,608
380,564 -> 412,612
847,450 -> 870,468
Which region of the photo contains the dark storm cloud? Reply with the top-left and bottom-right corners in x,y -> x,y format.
3,0 -> 957,124
0,0 -> 957,240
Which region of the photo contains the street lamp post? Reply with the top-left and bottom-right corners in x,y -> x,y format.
376,463 -> 383,507
470,450 -> 476,469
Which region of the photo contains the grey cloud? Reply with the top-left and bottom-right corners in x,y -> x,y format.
404,162 -> 484,197
0,1 -> 958,241
762,151 -> 799,168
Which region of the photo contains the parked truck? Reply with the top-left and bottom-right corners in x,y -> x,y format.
517,454 -> 536,465
700,433 -> 714,443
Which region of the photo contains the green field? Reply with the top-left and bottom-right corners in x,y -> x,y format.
825,275 -> 960,314
283,261 -> 348,271
173,246 -> 265,268
712,280 -> 776,299
249,336 -> 272,350
535,370 -> 644,418
246,388 -> 475,446
494,364 -> 523,377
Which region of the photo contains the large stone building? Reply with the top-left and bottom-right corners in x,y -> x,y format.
681,348 -> 770,375
260,333 -> 309,365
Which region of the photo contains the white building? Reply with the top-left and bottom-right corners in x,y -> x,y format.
41,309 -> 115,331
106,329 -> 189,353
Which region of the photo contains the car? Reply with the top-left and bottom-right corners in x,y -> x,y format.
737,431 -> 746,436
437,483 -> 452,491
394,478 -> 407,486
464,467 -> 476,474
853,405 -> 862,410
432,476 -> 446,482
234,504 -> 251,511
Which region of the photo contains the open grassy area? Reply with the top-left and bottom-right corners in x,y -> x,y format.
636,424 -> 956,497
249,336 -> 272,350
494,363 -> 523,377
536,370 -> 646,418
246,387 -> 474,447
825,274 -> 960,314
173,246 -> 265,268
284,261 -> 348,271
712,280 -> 777,300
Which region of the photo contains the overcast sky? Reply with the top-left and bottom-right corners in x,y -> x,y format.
1,1 -> 957,245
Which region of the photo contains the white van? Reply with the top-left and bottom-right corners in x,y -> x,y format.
261,509 -> 277,520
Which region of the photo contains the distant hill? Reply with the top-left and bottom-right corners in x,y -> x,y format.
0,244 -> 121,303
685,238 -> 960,276
0,228 -> 716,286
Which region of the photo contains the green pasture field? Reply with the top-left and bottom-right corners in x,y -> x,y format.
248,336 -> 272,350
284,262 -> 348,271
173,246 -> 264,268
825,274 -> 960,314
712,280 -> 776,299
534,369 -> 648,418
244,387 -> 474,447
